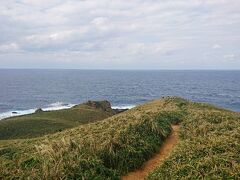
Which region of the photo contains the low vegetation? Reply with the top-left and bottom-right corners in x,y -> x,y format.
0,97 -> 184,179
148,101 -> 240,179
0,97 -> 239,179
0,101 -> 116,140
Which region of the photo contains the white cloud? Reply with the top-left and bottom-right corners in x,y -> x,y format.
212,44 -> 221,49
0,0 -> 240,69
91,17 -> 111,31
0,43 -> 20,53
26,31 -> 74,44
223,54 -> 239,60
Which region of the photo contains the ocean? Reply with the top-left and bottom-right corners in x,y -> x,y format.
0,69 -> 239,119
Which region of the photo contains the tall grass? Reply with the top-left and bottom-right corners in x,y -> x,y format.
0,97 -> 185,179
148,102 -> 240,179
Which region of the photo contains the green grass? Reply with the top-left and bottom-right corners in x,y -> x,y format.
0,97 -> 239,179
148,101 -> 240,179
0,102 -> 115,140
0,97 -> 185,179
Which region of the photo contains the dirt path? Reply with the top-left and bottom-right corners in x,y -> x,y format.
122,125 -> 180,180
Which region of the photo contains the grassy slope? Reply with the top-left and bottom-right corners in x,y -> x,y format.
148,101 -> 240,179
0,97 -> 239,179
0,102 -> 115,140
0,97 -> 184,179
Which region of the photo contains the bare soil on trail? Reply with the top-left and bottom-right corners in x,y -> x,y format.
122,125 -> 180,180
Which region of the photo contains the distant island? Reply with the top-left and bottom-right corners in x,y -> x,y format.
0,97 -> 239,179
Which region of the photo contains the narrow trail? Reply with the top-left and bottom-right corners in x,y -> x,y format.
122,125 -> 180,180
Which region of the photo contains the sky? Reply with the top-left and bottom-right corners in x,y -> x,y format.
0,0 -> 240,69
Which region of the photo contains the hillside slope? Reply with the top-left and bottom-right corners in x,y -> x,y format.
0,97 -> 239,179
148,101 -> 240,179
0,100 -> 116,140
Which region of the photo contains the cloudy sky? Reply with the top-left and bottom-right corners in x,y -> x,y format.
0,0 -> 240,69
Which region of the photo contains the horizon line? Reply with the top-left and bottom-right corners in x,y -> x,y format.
0,68 -> 240,71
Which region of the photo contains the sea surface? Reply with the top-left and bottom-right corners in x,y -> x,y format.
0,69 -> 239,119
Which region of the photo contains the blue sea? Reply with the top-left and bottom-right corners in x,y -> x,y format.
0,69 -> 239,119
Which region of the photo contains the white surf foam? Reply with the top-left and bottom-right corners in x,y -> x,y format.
0,109 -> 37,120
0,103 -> 136,120
42,102 -> 75,111
0,102 -> 76,120
112,105 -> 136,109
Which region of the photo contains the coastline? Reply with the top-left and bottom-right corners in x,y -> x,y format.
0,103 -> 136,120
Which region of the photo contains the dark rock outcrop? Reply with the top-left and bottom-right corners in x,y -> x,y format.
84,100 -> 129,114
84,100 -> 113,112
35,108 -> 43,113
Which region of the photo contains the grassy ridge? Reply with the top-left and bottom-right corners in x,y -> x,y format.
1,97 -> 239,179
148,102 -> 240,179
0,97 -> 185,179
0,102 -> 115,140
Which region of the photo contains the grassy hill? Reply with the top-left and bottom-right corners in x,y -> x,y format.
0,97 -> 239,179
148,101 -> 240,179
0,100 -> 116,140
